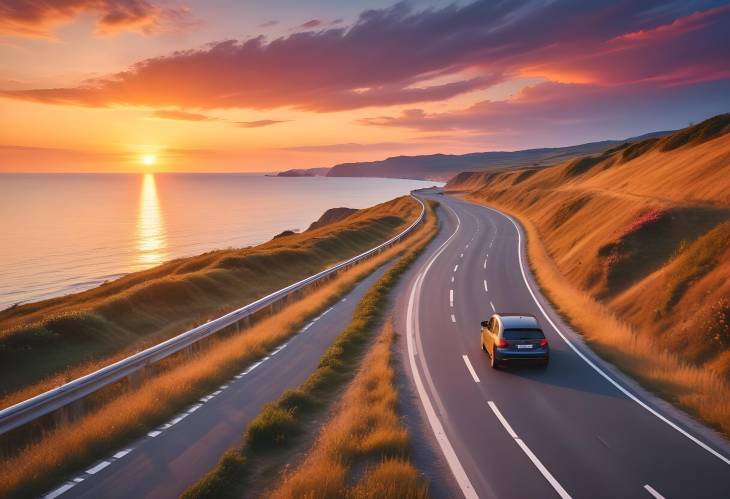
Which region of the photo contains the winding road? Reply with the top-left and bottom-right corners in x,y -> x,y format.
46,190 -> 730,499
403,192 -> 730,499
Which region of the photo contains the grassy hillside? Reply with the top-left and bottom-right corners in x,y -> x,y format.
327,132 -> 671,181
0,196 -> 420,399
447,113 -> 730,430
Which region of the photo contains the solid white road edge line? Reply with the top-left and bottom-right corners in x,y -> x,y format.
462,355 -> 480,383
479,203 -> 730,467
643,484 -> 666,499
406,201 -> 477,499
488,401 -> 571,499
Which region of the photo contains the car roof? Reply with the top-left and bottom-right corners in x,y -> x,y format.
497,314 -> 540,329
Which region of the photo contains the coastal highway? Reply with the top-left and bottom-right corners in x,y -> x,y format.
401,192 -> 730,498
47,191 -> 730,499
47,264 -> 392,499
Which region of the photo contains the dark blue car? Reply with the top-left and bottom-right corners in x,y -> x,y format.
480,313 -> 549,368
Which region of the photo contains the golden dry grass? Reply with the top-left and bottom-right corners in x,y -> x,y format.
0,204 -> 429,499
269,322 -> 428,499
0,197 -> 420,398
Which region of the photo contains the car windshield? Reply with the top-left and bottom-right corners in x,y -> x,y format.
503,328 -> 544,340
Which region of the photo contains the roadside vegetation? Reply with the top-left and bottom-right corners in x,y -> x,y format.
0,197 -> 429,499
268,322 -> 428,499
182,201 -> 439,499
446,113 -> 730,436
0,196 -> 419,406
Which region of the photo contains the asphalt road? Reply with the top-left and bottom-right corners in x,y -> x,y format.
48,263 -> 391,499
404,192 -> 730,499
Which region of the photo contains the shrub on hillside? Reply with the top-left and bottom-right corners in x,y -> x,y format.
703,299 -> 730,349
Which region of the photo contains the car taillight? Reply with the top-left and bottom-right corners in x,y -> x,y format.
496,338 -> 509,348
539,338 -> 548,348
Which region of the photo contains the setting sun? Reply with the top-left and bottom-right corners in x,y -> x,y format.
141,154 -> 157,166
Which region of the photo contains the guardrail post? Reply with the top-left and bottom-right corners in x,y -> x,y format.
53,398 -> 85,428
128,364 -> 149,390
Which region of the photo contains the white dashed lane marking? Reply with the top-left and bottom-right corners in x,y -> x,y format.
113,449 -> 132,459
488,401 -> 571,499
86,461 -> 111,475
44,483 -> 75,499
462,355 -> 480,383
644,484 -> 666,499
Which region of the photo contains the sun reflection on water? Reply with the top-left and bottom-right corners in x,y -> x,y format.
136,173 -> 168,268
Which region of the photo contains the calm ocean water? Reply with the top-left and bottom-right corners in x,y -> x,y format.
0,173 -> 438,309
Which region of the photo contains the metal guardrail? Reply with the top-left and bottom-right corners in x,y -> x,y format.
0,195 -> 426,436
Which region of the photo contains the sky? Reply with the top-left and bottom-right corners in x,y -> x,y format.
1,0 -> 729,172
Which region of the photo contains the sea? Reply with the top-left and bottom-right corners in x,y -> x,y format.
0,173 -> 439,309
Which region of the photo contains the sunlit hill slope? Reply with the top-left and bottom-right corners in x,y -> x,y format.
447,113 -> 730,377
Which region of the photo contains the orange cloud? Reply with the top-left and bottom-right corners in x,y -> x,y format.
148,109 -> 215,121
0,0 -> 196,39
235,120 -> 288,128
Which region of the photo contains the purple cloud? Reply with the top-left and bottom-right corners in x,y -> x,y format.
299,19 -> 321,29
